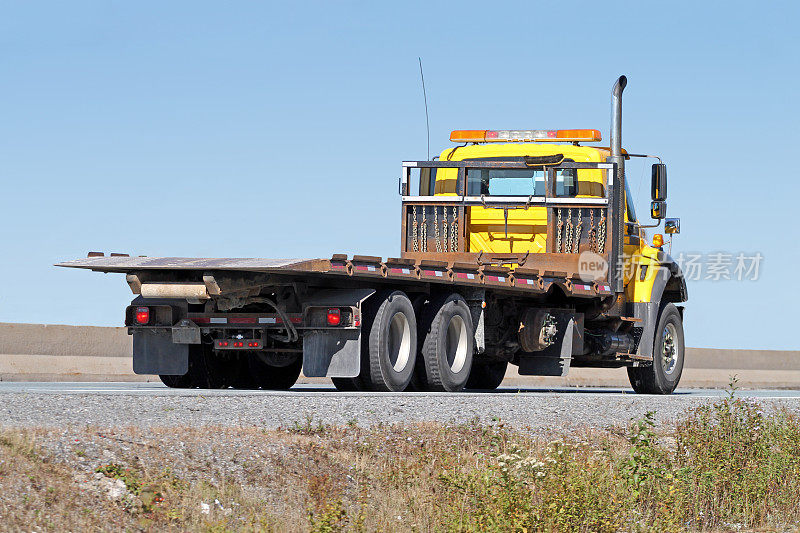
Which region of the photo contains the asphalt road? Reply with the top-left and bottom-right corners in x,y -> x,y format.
2,382 -> 800,397
1,382 -> 799,433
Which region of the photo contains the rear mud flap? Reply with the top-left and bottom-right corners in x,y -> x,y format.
302,330 -> 361,377
518,313 -> 583,377
133,330 -> 189,375
300,288 -> 375,378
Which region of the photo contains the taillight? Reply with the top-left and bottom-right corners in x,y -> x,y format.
327,308 -> 341,326
218,341 -> 229,348
247,341 -> 260,348
135,307 -> 150,325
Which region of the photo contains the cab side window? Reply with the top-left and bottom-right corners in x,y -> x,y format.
555,168 -> 577,197
419,168 -> 437,195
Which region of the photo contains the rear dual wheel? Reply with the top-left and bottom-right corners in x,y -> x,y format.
335,291 -> 478,393
416,293 -> 475,392
248,352 -> 302,390
333,291 -> 417,392
159,344 -> 226,389
159,373 -> 191,388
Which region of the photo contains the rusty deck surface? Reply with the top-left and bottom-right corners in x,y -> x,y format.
57,254 -> 614,298
56,256 -> 325,273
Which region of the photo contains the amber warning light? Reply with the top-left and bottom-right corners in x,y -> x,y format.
450,129 -> 602,143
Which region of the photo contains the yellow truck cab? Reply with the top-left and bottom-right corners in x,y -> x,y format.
433,140 -> 667,301
434,141 -> 610,255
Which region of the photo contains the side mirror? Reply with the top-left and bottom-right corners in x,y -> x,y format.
664,218 -> 680,234
651,163 -> 667,201
651,201 -> 667,219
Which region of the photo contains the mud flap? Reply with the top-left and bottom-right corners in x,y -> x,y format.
518,313 -> 583,377
132,330 -> 189,375
300,288 -> 375,378
303,330 -> 361,377
630,266 -> 672,361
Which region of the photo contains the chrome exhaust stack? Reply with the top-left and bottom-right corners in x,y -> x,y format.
608,75 -> 627,294
610,75 -> 627,159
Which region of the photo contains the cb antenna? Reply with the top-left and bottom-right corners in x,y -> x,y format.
418,57 -> 430,160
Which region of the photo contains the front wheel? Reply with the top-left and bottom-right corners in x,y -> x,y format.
627,303 -> 684,394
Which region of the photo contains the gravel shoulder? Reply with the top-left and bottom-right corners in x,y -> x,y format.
3,391 -> 800,433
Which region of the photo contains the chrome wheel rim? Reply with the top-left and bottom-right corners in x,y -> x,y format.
445,315 -> 468,373
661,322 -> 679,375
388,312 -> 411,372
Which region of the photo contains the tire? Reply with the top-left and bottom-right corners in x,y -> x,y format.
248,352 -> 302,390
227,355 -> 258,389
627,303 -> 684,395
331,377 -> 359,391
417,293 -> 474,392
187,344 -> 229,389
466,361 -> 508,390
159,373 -> 191,388
360,291 -> 417,392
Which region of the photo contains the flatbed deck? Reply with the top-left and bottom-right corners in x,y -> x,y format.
56,254 -> 613,297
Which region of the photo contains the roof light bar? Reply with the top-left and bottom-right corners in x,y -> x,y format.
450,129 -> 601,143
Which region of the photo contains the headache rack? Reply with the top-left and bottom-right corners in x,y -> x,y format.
398,158 -> 623,288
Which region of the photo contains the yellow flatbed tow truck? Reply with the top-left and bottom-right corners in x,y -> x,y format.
58,75 -> 687,394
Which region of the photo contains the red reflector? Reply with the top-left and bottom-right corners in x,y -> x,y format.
327,308 -> 341,326
192,317 -> 211,325
135,307 -> 150,325
218,341 -> 229,347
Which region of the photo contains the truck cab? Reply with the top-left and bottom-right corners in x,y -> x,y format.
428,135 -> 668,294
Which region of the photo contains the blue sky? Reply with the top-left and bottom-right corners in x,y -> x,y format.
1,1 -> 798,350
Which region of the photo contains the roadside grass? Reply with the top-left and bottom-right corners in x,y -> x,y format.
437,392 -> 800,531
0,430 -> 132,530
1,394 -> 800,531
